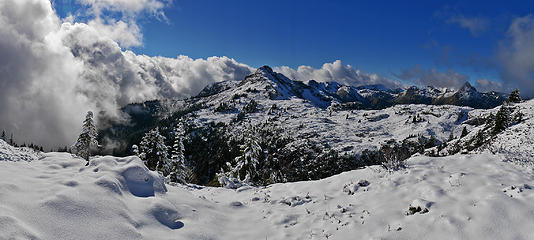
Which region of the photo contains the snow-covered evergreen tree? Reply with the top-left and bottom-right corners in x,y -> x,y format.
169,123 -> 187,183
236,125 -> 262,182
493,105 -> 511,134
132,144 -> 139,156
138,127 -> 170,175
72,111 -> 98,162
508,89 -> 521,103
461,126 -> 468,138
217,124 -> 262,188
1,130 -> 6,142
9,133 -> 13,146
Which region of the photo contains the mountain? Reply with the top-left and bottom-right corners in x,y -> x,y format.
196,66 -> 507,111
433,82 -> 507,109
98,66 -> 517,186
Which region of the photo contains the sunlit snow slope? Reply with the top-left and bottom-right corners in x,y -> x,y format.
1,140 -> 534,240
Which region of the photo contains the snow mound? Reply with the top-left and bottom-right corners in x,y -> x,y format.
0,140 -> 40,162
87,156 -> 167,197
0,148 -> 181,240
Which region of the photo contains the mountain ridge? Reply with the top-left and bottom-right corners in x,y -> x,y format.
196,65 -> 508,110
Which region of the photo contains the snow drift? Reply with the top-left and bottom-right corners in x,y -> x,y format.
1,139 -> 534,239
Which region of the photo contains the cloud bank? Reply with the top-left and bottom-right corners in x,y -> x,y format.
0,0 -> 253,148
475,78 -> 503,92
498,15 -> 534,97
393,66 -> 469,89
274,60 -> 403,89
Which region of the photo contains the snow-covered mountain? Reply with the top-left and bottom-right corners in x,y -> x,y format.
96,66 -> 516,187
195,66 -> 507,111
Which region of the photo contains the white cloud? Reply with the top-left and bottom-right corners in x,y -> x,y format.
71,0 -> 171,48
394,65 -> 469,89
447,15 -> 489,37
475,78 -> 503,92
274,60 -> 402,89
86,18 -> 142,48
0,0 -> 253,148
497,15 -> 534,97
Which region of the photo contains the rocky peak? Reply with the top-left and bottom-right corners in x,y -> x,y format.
459,82 -> 477,93
457,82 -> 480,100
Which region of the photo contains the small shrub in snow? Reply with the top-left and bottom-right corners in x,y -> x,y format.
358,180 -> 370,187
343,183 -> 358,195
406,199 -> 432,215
279,195 -> 312,207
343,180 -> 370,195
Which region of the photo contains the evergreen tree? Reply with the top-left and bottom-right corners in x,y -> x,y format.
493,105 -> 511,134
9,133 -> 14,146
71,111 -> 98,162
508,89 -> 521,103
132,144 -> 139,156
1,130 -> 6,142
486,113 -> 495,125
235,125 -> 262,183
514,111 -> 524,124
460,126 -> 468,138
169,123 -> 187,183
217,124 -> 262,187
138,127 -> 170,174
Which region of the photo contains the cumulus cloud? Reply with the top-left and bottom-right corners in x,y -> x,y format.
274,60 -> 403,89
0,0 -> 253,148
394,65 -> 469,89
72,0 -> 171,48
497,15 -> 534,98
447,15 -> 489,37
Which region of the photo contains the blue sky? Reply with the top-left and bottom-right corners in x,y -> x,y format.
53,0 -> 534,88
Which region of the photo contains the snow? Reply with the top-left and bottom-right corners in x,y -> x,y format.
173,68 -> 486,157
487,100 -> 534,161
0,140 -> 40,162
1,139 -> 534,239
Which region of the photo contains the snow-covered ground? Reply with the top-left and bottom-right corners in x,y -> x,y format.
183,67 -> 475,154
1,140 -> 534,240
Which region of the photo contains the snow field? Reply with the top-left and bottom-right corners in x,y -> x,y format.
1,140 -> 534,239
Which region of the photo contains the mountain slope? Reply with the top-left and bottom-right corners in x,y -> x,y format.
98,66 -> 515,185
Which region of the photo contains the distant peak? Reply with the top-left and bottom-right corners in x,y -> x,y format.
463,82 -> 472,87
459,82 -> 477,92
256,65 -> 274,74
